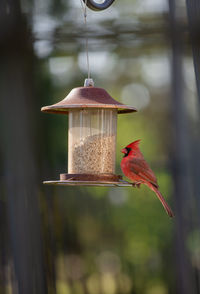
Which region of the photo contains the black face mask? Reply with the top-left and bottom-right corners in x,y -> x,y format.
123,147 -> 131,157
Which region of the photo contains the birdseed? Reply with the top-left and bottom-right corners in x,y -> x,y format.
68,134 -> 116,174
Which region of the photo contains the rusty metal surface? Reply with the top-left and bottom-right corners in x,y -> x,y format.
60,173 -> 122,182
41,87 -> 137,114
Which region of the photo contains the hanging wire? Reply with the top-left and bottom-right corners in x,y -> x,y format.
80,0 -> 91,80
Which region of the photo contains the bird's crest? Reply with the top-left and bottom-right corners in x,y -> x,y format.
126,139 -> 141,150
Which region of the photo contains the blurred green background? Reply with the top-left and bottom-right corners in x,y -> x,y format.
0,0 -> 200,293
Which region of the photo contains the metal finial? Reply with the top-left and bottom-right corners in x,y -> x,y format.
84,78 -> 94,87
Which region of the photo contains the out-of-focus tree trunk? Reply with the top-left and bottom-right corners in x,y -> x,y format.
0,0 -> 47,293
186,0 -> 200,291
168,0 -> 197,293
0,199 -> 7,293
186,0 -> 200,103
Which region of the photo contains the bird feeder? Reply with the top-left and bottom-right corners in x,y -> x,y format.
41,79 -> 137,186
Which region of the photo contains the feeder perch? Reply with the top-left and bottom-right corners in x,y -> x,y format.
41,80 -> 137,187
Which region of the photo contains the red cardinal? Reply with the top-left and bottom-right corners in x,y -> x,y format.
120,140 -> 174,217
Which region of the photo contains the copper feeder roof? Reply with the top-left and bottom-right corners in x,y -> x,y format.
41,86 -> 137,114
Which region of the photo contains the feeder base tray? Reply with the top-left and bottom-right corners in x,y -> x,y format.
43,180 -> 133,187
43,173 -> 133,187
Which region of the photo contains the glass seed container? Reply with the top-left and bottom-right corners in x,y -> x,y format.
68,108 -> 117,174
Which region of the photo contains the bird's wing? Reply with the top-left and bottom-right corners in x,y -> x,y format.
128,158 -> 158,188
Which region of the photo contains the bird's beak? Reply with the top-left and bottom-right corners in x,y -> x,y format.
121,148 -> 127,154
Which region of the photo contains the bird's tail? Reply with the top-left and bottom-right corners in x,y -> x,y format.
147,183 -> 174,218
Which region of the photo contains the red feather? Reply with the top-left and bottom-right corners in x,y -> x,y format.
126,139 -> 141,150
121,140 -> 174,217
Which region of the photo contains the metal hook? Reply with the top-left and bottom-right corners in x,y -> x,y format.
82,0 -> 115,11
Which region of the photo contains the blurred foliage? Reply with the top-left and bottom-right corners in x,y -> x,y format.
34,0 -> 187,293
2,0 -> 200,293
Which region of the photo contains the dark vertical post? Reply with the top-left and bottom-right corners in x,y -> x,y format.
168,0 -> 196,293
0,199 -> 8,293
186,1 -> 200,291
186,0 -> 200,102
0,0 -> 47,293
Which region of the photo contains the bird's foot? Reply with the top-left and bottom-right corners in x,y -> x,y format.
132,182 -> 141,188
